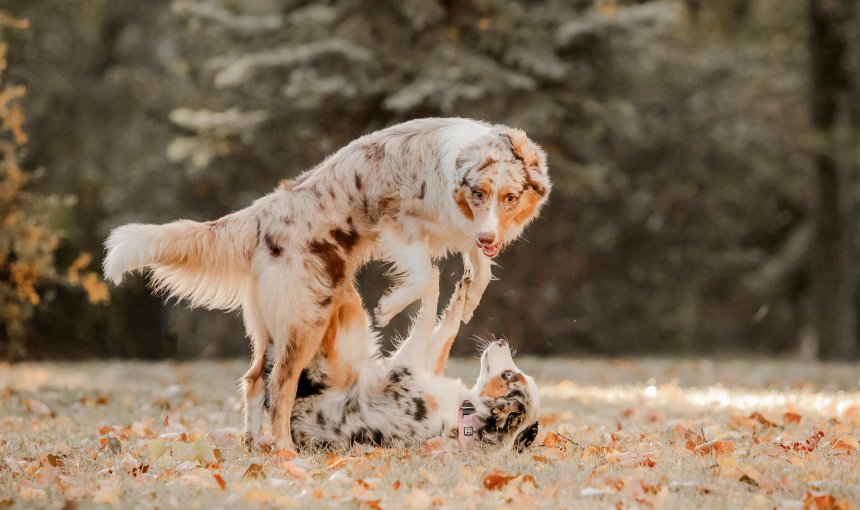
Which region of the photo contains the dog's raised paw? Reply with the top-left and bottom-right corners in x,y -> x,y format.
374,305 -> 394,327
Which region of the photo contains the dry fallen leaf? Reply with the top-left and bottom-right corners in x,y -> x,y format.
830,436 -> 859,454
23,399 -> 51,416
784,412 -> 803,425
242,489 -> 295,505
418,437 -> 445,457
145,438 -> 166,462
692,439 -> 734,456
750,411 -> 776,428
787,455 -> 805,467
482,470 -> 519,491
212,472 -> 226,490
242,463 -> 265,480
419,468 -> 439,485
403,488 -> 433,509
803,491 -> 850,510
542,431 -> 570,450
92,483 -> 122,505
607,451 -> 659,467
119,453 -> 140,474
281,461 -> 310,481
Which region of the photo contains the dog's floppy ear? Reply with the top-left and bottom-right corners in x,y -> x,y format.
498,128 -> 550,197
499,128 -> 543,169
513,421 -> 539,452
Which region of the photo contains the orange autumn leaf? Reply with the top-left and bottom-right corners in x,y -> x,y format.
830,436 -> 859,454
803,492 -> 850,510
482,470 -> 519,490
750,411 -> 776,428
675,425 -> 705,446
242,463 -> 265,480
521,474 -> 539,488
693,439 -> 734,456
281,461 -> 310,481
542,431 -> 566,449
212,472 -> 226,490
584,445 -> 613,458
419,436 -> 445,457
607,451 -> 658,467
783,412 -> 803,425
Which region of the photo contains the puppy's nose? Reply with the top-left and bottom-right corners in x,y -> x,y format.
477,232 -> 496,245
496,339 -> 508,347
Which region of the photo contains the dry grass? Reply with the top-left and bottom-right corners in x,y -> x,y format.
1,357 -> 859,509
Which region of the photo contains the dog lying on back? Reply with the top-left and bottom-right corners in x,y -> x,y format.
103,118 -> 550,451
269,275 -> 540,451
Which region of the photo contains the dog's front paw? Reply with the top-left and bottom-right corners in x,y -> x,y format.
461,281 -> 485,324
374,302 -> 396,327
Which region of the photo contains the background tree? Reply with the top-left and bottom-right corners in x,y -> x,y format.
3,0 -> 859,360
0,12 -> 107,360
808,0 -> 857,359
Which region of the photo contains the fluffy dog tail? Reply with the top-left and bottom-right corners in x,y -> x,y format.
103,209 -> 259,310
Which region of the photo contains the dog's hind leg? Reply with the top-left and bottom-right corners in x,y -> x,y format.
426,277 -> 471,375
389,266 -> 440,370
267,322 -> 328,452
240,291 -> 270,448
461,246 -> 493,323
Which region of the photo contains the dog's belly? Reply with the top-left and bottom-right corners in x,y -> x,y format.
290,366 -> 446,449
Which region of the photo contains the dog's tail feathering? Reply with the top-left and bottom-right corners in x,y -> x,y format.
103,210 -> 258,310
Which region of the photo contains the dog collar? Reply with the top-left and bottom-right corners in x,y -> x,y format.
458,400 -> 477,449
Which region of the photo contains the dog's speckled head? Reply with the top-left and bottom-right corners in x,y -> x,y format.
454,127 -> 551,259
472,339 -> 540,451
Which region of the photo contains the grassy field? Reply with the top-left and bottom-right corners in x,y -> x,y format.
1,357 -> 859,509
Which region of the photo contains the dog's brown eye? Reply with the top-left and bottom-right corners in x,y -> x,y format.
501,370 -> 515,381
505,194 -> 517,204
472,190 -> 484,201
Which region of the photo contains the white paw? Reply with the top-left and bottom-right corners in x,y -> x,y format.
374,301 -> 397,327
461,282 -> 485,324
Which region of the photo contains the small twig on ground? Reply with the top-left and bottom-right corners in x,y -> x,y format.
743,426 -> 762,460
556,433 -> 581,449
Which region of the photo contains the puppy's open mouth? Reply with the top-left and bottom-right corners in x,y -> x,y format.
477,241 -> 501,258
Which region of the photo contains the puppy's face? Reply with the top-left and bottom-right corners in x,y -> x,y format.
454,128 -> 551,258
472,339 -> 540,451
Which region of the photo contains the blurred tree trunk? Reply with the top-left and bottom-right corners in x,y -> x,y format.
808,0 -> 857,359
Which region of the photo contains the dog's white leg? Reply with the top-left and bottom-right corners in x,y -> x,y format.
389,266 -> 440,370
462,246 -> 492,323
240,291 -> 269,447
374,221 -> 435,327
424,277 -> 470,375
267,321 -> 328,453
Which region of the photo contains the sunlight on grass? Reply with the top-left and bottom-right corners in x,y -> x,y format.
1,358 -> 858,509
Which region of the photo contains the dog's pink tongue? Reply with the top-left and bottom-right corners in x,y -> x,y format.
482,244 -> 501,258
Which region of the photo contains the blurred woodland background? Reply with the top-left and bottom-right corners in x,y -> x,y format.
1,0 -> 859,361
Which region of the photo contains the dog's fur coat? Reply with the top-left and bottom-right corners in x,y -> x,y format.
103,118 -> 550,450
279,276 -> 540,451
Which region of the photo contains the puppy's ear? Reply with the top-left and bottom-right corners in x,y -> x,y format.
513,421 -> 539,452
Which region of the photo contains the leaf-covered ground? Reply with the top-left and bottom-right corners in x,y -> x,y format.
1,358 -> 859,509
